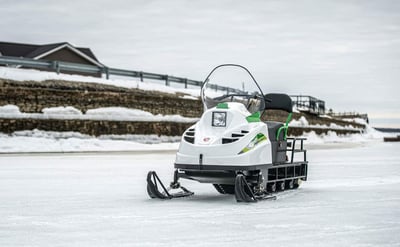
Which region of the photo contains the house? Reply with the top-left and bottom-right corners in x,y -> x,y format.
0,41 -> 103,77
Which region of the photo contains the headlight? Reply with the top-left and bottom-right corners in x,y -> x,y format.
212,112 -> 227,127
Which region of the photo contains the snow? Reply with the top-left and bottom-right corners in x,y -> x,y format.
0,105 -> 198,123
289,115 -> 360,131
0,104 -> 20,114
290,115 -> 309,127
298,119 -> 393,146
0,122 -> 394,154
0,103 -> 394,153
0,130 -> 180,153
0,142 -> 399,246
0,67 -> 200,98
0,104 -> 394,154
86,107 -> 153,118
42,106 -> 83,116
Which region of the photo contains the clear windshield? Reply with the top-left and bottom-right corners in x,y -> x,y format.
201,64 -> 265,114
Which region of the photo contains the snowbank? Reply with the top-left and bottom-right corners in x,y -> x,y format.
0,105 -> 198,123
0,105 -> 20,114
0,101 -> 393,153
301,130 -> 380,144
0,124 -> 392,153
42,106 -> 83,116
0,129 -> 180,153
288,116 -> 391,144
0,105 -> 191,153
289,116 -> 309,127
289,116 -> 360,131
0,67 -> 200,98
301,122 -> 393,145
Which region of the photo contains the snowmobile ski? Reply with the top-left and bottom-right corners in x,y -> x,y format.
146,171 -> 194,199
234,174 -> 276,202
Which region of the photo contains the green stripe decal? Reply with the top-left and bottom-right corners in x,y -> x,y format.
217,102 -> 229,109
246,111 -> 261,122
239,133 -> 267,154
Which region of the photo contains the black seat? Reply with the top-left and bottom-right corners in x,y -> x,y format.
264,93 -> 293,141
264,93 -> 292,113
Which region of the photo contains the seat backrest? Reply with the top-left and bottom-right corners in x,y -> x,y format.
264,93 -> 293,140
264,93 -> 293,113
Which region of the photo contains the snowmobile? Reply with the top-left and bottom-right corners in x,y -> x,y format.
147,64 -> 308,202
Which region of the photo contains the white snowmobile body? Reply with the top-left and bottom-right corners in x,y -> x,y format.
176,102 -> 272,168
174,64 -> 276,185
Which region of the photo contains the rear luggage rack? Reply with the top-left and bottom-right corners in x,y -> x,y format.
278,137 -> 307,163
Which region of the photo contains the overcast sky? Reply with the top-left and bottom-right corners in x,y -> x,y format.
1,0 -> 399,127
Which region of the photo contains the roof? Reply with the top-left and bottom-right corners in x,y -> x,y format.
0,41 -> 102,66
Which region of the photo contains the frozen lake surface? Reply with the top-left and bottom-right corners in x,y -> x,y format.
0,142 -> 399,246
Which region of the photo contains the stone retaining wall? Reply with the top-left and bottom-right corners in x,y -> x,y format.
0,118 -> 361,137
0,78 -> 365,129
0,79 -> 202,117
0,118 -> 194,137
0,78 -> 365,137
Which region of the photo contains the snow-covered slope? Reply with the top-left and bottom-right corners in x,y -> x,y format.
0,67 -> 200,97
0,104 -> 393,153
290,116 -> 390,145
0,67 -> 394,153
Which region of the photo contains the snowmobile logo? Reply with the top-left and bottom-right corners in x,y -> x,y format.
203,137 -> 210,142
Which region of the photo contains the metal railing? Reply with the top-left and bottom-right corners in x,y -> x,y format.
0,55 -> 202,88
0,55 -> 241,93
290,95 -> 326,115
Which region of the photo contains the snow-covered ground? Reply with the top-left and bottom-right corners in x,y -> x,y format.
0,130 -> 181,153
0,141 -> 399,246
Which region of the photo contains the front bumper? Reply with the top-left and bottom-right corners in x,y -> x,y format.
174,163 -> 271,184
